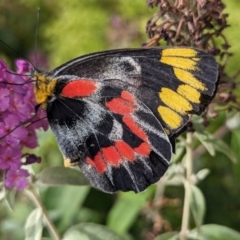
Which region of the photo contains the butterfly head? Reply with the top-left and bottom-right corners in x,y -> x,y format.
31,68 -> 57,109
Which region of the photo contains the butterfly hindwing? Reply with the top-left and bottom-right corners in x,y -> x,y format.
47,82 -> 171,192
40,47 -> 219,193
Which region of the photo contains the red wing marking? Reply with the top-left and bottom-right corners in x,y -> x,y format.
134,142 -> 151,157
106,97 -> 135,115
61,79 -> 97,98
102,146 -> 121,166
86,152 -> 106,173
86,90 -> 153,173
87,141 -> 151,173
121,91 -> 135,103
115,140 -> 135,161
122,116 -> 148,141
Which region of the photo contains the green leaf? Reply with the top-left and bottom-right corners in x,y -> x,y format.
36,166 -> 90,186
211,137 -> 237,163
194,131 -> 215,156
24,208 -> 43,240
165,163 -> 185,187
230,129 -> 240,160
5,187 -> 17,210
107,187 -> 154,234
230,129 -> 240,182
189,224 -> 240,240
226,113 -> 240,130
195,131 -> 237,162
195,169 -> 210,182
190,185 -> 206,229
63,230 -> 90,240
165,164 -> 185,186
153,231 -> 178,240
57,186 -> 90,231
0,186 -> 6,202
63,223 -> 126,240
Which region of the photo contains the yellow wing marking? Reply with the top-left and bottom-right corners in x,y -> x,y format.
174,68 -> 207,91
177,84 -> 201,103
160,48 -> 199,71
158,106 -> 182,129
159,87 -> 193,115
157,48 -> 210,130
161,57 -> 199,70
161,48 -> 197,57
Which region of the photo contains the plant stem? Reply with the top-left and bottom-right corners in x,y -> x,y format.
180,131 -> 193,240
25,187 -> 61,240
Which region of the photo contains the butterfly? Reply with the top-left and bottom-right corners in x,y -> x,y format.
32,47 -> 219,193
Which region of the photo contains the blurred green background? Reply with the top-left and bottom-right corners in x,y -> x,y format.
0,0 -> 240,240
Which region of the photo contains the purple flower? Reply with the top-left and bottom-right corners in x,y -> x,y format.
10,93 -> 33,121
0,88 -> 10,111
0,148 -> 22,170
21,131 -> 38,149
15,59 -> 32,74
0,59 -> 48,191
5,169 -> 30,190
0,60 -> 8,81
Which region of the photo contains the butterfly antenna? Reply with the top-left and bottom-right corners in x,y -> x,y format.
34,7 -> 40,68
0,39 -> 35,69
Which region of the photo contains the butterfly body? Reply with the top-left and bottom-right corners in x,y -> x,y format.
33,47 -> 218,193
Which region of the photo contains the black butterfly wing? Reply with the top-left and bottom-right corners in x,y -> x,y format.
46,47 -> 218,193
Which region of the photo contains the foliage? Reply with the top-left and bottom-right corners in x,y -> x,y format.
0,0 -> 240,240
